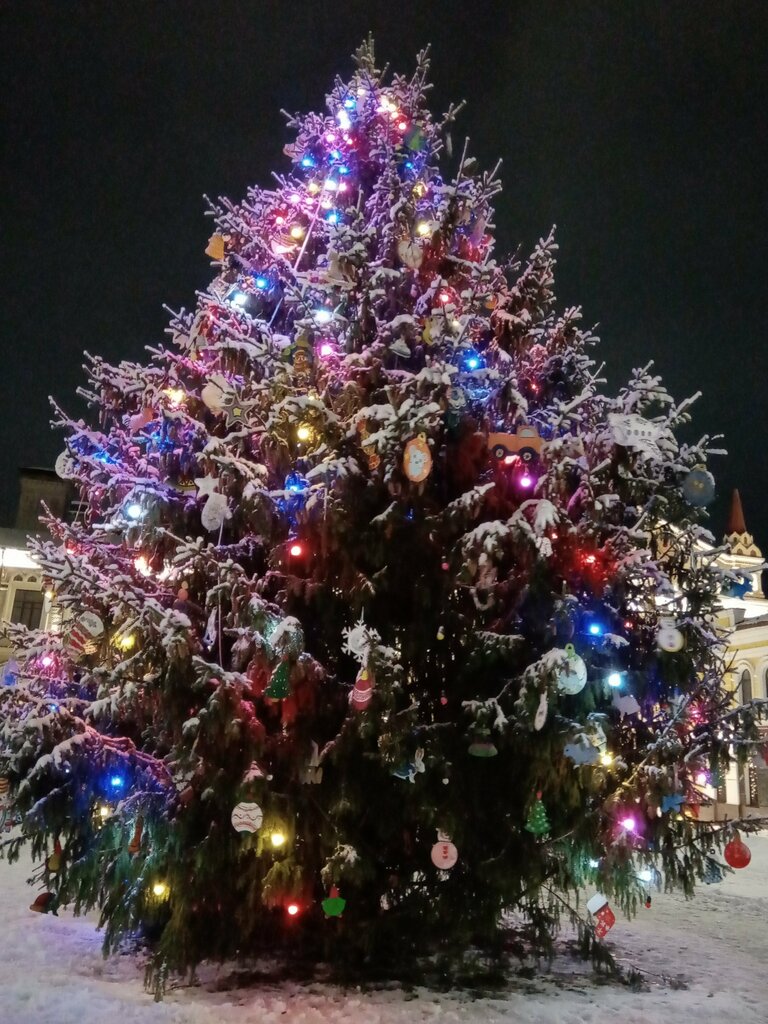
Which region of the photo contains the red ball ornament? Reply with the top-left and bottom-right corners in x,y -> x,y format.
724,833 -> 751,869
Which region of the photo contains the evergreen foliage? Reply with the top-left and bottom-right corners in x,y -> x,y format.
1,40 -> 766,990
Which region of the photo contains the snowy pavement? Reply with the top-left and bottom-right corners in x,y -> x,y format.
1,837 -> 767,1024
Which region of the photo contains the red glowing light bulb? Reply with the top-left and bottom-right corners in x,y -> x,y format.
289,542 -> 304,558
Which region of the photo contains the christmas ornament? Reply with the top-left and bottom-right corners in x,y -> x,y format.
724,832 -> 751,869
200,492 -> 229,532
403,434 -> 433,483
350,666 -> 374,710
264,660 -> 291,699
525,792 -> 550,837
557,644 -> 587,695
392,748 -> 425,782
430,831 -> 458,869
586,893 -> 616,939
660,793 -> 685,814
54,449 -> 78,480
194,475 -> 220,499
128,817 -> 143,855
389,337 -> 411,359
205,233 -> 226,260
342,614 -> 380,665
564,739 -> 600,765
534,691 -> 548,731
608,413 -> 663,460
201,374 -> 232,412
487,425 -> 545,463
29,892 -> 57,915
231,802 -> 263,833
468,728 -> 497,757
702,856 -> 724,885
46,839 -> 62,874
322,886 -> 347,917
65,611 -> 104,661
397,237 -> 423,269
301,741 -> 323,784
682,466 -> 715,507
657,618 -> 684,653
2,659 -> 19,687
356,420 -> 381,470
444,385 -> 467,429
613,693 -> 641,718
0,777 -> 9,797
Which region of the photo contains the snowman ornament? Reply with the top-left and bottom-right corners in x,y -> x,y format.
657,617 -> 684,653
430,830 -> 458,870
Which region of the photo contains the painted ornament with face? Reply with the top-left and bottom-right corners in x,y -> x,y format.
403,434 -> 433,483
657,618 -> 684,653
430,831 -> 458,870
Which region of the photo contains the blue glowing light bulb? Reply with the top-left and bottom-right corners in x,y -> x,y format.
301,155 -> 315,168
607,672 -> 623,688
110,775 -> 125,789
588,622 -> 603,637
229,291 -> 248,307
466,356 -> 480,370
254,275 -> 269,290
343,96 -> 356,110
325,211 -> 339,224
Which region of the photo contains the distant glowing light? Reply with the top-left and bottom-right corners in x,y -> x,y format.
338,164 -> 350,175
307,181 -> 320,194
696,771 -> 708,786
588,858 -> 600,869
465,356 -> 480,370
337,108 -> 351,129
583,554 -> 597,565
98,805 -> 111,820
288,192 -> 301,204
637,867 -> 653,883
41,655 -> 54,668
397,120 -> 408,131
607,672 -> 623,688
134,556 -> 151,577
343,96 -> 356,110
325,211 -> 339,224
117,633 -> 136,651
323,178 -> 338,192
164,387 -> 185,408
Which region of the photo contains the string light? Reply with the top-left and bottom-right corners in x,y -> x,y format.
289,542 -> 304,558
164,387 -> 185,408
416,221 -> 430,236
286,902 -> 300,916
116,633 -> 136,651
109,775 -> 125,790
98,804 -> 111,820
620,815 -> 637,833
152,882 -> 169,898
314,309 -> 332,324
607,672 -> 623,688
600,752 -> 613,767
134,556 -> 152,577
271,831 -> 286,848
125,502 -> 144,521
296,423 -> 312,442
290,225 -> 305,240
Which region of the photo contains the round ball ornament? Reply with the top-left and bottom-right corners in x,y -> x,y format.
557,644 -> 587,695
231,801 -> 263,834
403,434 -> 433,483
724,832 -> 751,869
322,886 -> 347,918
657,618 -> 684,653
682,467 -> 715,508
430,831 -> 458,870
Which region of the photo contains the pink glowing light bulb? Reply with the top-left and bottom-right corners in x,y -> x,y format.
520,473 -> 533,489
620,816 -> 637,833
319,341 -> 334,358
41,655 -> 54,668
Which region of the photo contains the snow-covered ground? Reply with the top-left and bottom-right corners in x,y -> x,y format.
1,837 -> 767,1024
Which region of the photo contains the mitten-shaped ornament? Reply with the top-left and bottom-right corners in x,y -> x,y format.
587,893 -> 616,939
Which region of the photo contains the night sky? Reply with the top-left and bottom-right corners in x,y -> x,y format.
2,1 -> 766,545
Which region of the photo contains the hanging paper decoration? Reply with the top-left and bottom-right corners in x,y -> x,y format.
397,237 -> 423,269
264,660 -> 291,699
45,839 -> 62,874
128,817 -> 143,855
724,831 -> 751,869
200,492 -> 229,532
231,802 -> 263,833
392,748 -> 425,782
2,659 -> 19,687
205,233 -> 226,260
301,741 -> 323,784
430,830 -> 458,869
65,611 -> 104,661
322,886 -> 347,917
557,644 -> 587,695
534,691 -> 548,731
468,728 -> 497,757
201,374 -> 232,413
342,614 -> 380,665
613,693 -> 641,718
608,413 -> 663,459
660,792 -> 685,813
657,618 -> 684,653
350,666 -> 374,711
403,434 -> 433,483
564,739 -> 600,765
487,425 -> 545,463
682,466 -> 715,507
525,792 -> 550,837
389,337 -> 411,359
586,893 -> 616,939
29,892 -> 57,915
356,421 -> 381,470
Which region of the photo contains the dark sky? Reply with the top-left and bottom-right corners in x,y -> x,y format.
1,1 -> 766,546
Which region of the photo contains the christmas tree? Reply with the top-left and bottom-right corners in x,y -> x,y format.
1,40 -> 765,990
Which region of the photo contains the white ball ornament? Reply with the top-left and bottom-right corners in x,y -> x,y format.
430,831 -> 458,870
657,617 -> 684,653
557,644 -> 587,695
231,802 -> 263,833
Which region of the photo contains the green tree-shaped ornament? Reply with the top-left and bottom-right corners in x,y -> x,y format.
525,792 -> 550,837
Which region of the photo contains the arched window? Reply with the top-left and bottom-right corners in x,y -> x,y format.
740,669 -> 753,703
764,666 -> 768,699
